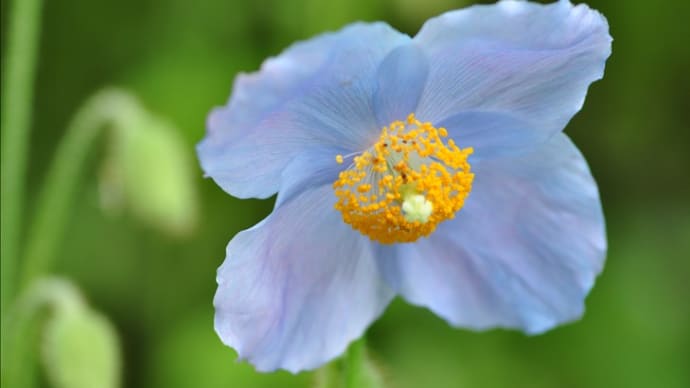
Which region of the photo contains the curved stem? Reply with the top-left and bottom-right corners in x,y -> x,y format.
1,278 -> 85,388
19,89 -> 143,290
0,0 -> 44,316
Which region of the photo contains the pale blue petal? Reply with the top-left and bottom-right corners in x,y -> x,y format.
413,0 -> 611,154
437,111 -> 541,161
373,43 -> 429,126
214,184 -> 394,372
378,134 -> 606,334
198,23 -> 409,199
274,146 -> 346,208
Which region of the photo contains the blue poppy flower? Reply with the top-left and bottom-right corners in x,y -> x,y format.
198,0 -> 611,373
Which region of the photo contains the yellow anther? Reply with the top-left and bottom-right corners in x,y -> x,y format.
335,154 -> 344,164
357,184 -> 372,193
333,113 -> 474,244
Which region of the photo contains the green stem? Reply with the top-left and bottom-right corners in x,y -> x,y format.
19,89 -> 143,290
1,278 -> 85,388
345,339 -> 366,388
0,0 -> 44,317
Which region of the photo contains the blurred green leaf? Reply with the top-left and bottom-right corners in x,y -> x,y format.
147,309 -> 310,388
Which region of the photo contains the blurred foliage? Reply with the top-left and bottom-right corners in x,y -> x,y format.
2,0 -> 689,387
41,282 -> 121,388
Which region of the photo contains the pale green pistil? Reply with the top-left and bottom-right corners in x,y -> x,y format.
401,194 -> 433,223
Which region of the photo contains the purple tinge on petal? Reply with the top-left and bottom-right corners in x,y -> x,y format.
198,22 -> 409,199
413,0 -> 611,154
377,134 -> 606,334
214,184 -> 394,373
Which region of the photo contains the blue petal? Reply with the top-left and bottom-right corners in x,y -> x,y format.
274,145 -> 346,208
214,184 -> 394,372
412,0 -> 611,154
377,134 -> 606,334
198,23 -> 409,199
437,111 -> 541,161
373,43 -> 429,126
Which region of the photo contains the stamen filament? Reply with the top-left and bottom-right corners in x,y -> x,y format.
333,113 -> 473,244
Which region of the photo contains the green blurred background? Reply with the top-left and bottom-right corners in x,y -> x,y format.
2,0 -> 689,387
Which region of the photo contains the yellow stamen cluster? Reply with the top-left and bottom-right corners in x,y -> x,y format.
333,114 -> 474,244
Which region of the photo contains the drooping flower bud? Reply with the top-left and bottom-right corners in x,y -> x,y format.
99,91 -> 198,237
42,307 -> 121,388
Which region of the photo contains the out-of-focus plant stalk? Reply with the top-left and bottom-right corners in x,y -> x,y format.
1,278 -> 82,388
343,339 -> 385,388
1,278 -> 121,388
1,0 -> 44,317
19,88 -> 197,289
345,339 -> 366,388
19,89 -> 141,289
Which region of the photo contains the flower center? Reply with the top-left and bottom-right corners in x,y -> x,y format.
333,114 -> 474,244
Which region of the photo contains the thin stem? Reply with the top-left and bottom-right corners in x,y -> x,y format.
19,89 -> 142,290
0,0 -> 44,316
